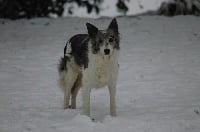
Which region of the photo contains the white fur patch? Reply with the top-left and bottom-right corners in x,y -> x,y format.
65,41 -> 72,56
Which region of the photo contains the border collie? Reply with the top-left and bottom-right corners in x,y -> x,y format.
58,18 -> 120,117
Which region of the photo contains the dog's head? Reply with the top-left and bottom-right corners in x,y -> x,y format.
86,18 -> 120,56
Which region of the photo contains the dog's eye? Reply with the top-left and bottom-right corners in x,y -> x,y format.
109,38 -> 114,42
99,39 -> 103,43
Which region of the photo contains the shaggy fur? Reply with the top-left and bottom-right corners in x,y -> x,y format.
58,18 -> 120,116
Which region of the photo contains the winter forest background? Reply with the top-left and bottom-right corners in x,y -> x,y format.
0,0 -> 200,132
1,0 -> 200,19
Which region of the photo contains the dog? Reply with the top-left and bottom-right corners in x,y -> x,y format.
58,18 -> 120,117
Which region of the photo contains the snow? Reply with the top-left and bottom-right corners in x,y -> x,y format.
0,16 -> 200,132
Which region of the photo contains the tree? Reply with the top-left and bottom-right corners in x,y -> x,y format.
116,0 -> 129,15
0,0 -> 102,19
158,0 -> 200,16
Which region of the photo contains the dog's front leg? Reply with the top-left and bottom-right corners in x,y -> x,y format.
82,87 -> 91,116
108,83 -> 117,116
108,67 -> 119,116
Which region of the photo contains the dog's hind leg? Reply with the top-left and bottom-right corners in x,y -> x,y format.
61,70 -> 79,109
64,80 -> 78,109
58,71 -> 70,109
64,85 -> 71,109
71,73 -> 82,109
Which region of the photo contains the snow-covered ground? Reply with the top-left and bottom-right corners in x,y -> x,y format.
0,16 -> 200,132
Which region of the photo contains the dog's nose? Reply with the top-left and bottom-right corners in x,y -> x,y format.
104,49 -> 110,55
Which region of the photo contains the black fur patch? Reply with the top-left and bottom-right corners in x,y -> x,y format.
69,34 -> 89,69
58,34 -> 89,73
58,56 -> 70,73
91,31 -> 120,54
91,39 -> 100,54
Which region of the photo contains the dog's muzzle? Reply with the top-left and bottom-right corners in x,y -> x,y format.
104,49 -> 110,55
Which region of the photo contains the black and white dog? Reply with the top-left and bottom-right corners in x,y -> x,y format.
58,18 -> 120,117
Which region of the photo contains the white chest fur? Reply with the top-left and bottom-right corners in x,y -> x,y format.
94,56 -> 111,87
82,50 -> 119,88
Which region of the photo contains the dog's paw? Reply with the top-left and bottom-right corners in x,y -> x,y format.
64,105 -> 70,109
110,112 -> 117,117
70,105 -> 76,109
64,105 -> 76,109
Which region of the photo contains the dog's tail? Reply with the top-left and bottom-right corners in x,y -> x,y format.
58,71 -> 67,92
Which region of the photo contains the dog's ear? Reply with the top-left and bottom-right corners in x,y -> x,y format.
86,23 -> 98,37
108,18 -> 118,34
